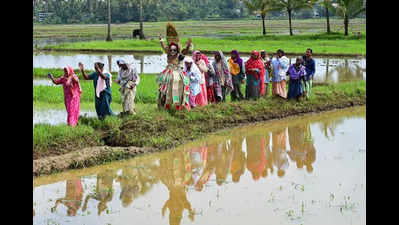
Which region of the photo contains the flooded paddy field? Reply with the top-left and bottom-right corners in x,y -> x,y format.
33,106 -> 365,225
33,51 -> 365,84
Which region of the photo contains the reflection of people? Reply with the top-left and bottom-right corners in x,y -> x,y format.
272,128 -> 289,177
157,23 -> 192,111
159,151 -> 194,225
262,133 -> 274,178
79,61 -> 113,119
116,59 -> 140,115
288,123 -> 316,173
303,123 -> 316,173
48,66 -> 82,126
246,135 -> 266,181
82,170 -> 116,215
215,140 -> 234,185
195,144 -> 217,192
116,167 -> 142,208
288,125 -> 306,169
230,136 -> 246,183
51,179 -> 84,216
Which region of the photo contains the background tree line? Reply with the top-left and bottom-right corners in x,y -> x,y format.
33,0 -> 364,25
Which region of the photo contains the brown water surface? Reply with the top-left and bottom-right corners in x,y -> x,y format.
33,106 -> 366,225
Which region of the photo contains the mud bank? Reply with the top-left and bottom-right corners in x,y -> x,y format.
34,99 -> 365,176
33,146 -> 156,176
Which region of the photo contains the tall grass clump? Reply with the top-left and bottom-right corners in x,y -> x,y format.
33,123 -> 103,158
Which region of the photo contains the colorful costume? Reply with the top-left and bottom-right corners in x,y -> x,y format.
157,23 -> 191,111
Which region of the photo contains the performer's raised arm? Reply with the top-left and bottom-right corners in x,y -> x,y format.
181,38 -> 192,55
159,34 -> 167,53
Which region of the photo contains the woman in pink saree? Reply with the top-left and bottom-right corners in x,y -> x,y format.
48,66 -> 82,126
192,51 -> 208,106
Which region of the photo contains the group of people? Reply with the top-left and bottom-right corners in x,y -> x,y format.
47,30 -> 315,126
156,34 -> 316,112
48,59 -> 140,126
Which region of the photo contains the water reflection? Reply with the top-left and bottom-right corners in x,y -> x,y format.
82,169 -> 116,216
33,52 -> 366,83
34,107 -> 366,225
51,179 -> 84,216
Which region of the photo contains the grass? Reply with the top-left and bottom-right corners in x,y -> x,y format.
33,124 -> 103,159
33,80 -> 366,160
40,32 -> 365,55
33,18 -> 366,39
33,69 -> 158,104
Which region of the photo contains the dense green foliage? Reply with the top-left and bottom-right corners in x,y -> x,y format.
33,0 -> 364,25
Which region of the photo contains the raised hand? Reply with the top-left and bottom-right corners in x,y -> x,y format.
78,62 -> 84,71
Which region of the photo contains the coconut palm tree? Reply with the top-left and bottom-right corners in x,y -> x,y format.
272,0 -> 316,36
243,0 -> 276,35
319,0 -> 333,33
332,0 -> 365,36
106,0 -> 112,41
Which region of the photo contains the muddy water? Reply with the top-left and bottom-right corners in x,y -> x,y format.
33,52 -> 366,83
33,106 -> 366,225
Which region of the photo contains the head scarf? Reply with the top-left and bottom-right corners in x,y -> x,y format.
64,66 -> 82,96
212,51 -> 233,93
201,54 -> 209,66
117,59 -> 138,88
95,61 -> 112,98
192,50 -> 202,62
231,50 -> 243,66
214,51 -> 229,71
245,50 -> 265,80
183,57 -> 202,75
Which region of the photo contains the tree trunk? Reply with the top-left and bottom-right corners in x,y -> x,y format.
344,14 -> 348,36
288,9 -> 293,36
87,0 -> 91,13
108,55 -> 112,73
325,58 -> 329,82
326,6 -> 330,34
262,14 -> 266,35
139,0 -> 145,39
106,0 -> 112,41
